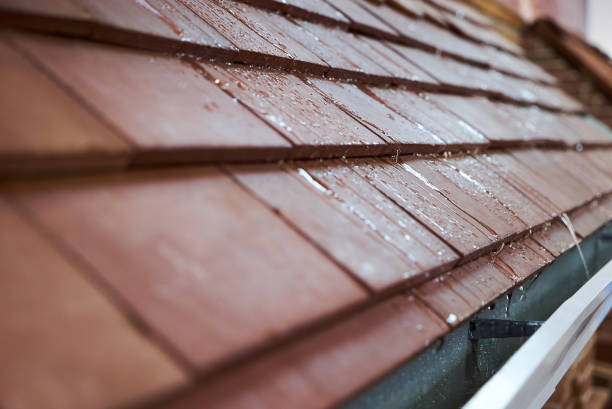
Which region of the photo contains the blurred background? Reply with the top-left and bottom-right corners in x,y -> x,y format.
498,0 -> 612,57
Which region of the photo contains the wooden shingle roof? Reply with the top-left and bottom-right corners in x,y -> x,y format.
1,1 -> 612,409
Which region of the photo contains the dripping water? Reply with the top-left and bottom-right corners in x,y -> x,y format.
560,213 -> 590,278
504,293 -> 514,318
520,272 -> 541,302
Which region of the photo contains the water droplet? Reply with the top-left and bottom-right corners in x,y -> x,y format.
446,313 -> 457,324
505,293 -> 512,318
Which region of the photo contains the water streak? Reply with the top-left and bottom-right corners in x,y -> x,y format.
134,0 -> 184,37
505,293 -> 511,318
560,213 -> 590,278
297,168 -> 330,194
401,163 -> 441,193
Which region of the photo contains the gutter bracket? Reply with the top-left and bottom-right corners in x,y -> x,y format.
469,319 -> 543,340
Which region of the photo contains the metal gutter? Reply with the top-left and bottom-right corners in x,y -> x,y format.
464,254 -> 612,409
339,222 -> 612,409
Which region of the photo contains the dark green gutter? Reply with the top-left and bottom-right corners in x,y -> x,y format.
340,221 -> 612,409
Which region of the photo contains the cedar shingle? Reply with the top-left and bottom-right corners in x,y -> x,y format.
348,158 -> 496,256
511,150 -> 595,210
360,1 -> 489,65
76,0 -> 206,42
0,0 -> 89,17
568,201 -> 611,237
309,79 -> 448,149
357,37 -> 438,83
157,294 -> 447,409
329,0 -> 399,39
231,163 -> 458,290
12,33 -> 291,159
367,87 -> 489,149
297,161 -> 460,284
442,155 -> 551,229
0,199 -> 187,409
426,0 -> 495,27
215,1 -> 327,66
204,64 -> 387,155
493,238 -> 554,282
406,157 -> 527,241
1,1 -> 612,408
10,169 -> 366,371
390,46 -> 493,92
478,152 -> 570,216
532,221 -> 578,257
295,19 -> 392,77
0,38 -> 129,174
482,45 -> 556,83
429,95 -> 531,145
240,0 -> 350,26
181,0 -> 288,57
416,256 -> 514,327
146,0 -> 239,49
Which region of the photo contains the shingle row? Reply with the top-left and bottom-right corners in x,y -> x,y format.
0,0 -> 567,105
2,31 -> 609,176
4,147 -> 612,409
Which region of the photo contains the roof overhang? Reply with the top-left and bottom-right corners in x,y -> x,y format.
340,222 -> 612,409
466,231 -> 612,408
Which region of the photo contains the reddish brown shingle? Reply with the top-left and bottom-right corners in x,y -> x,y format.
0,37 -> 129,174
357,36 -> 438,82
439,7 -> 521,54
440,155 -> 551,229
232,161 -> 459,289
430,95 -> 535,145
568,201 -> 612,237
416,256 -> 515,327
309,79 -> 449,149
214,1 -> 328,66
11,32 -> 292,159
0,0 -> 89,17
493,238 -> 554,282
426,0 -> 496,28
0,1 -> 611,408
482,45 -> 556,83
0,199 -> 187,409
349,157 -> 496,256
359,1 -> 490,65
0,0 -> 591,110
532,221 -> 578,256
330,0 -> 399,39
511,149 -> 597,209
293,19 -> 393,77
9,169 -> 366,371
367,87 -> 489,149
158,294 -> 447,409
588,150 -> 612,179
407,157 -> 528,242
181,0 -> 289,57
241,0 -> 351,27
390,0 -> 446,21
478,152 -> 569,215
203,64 -> 388,155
